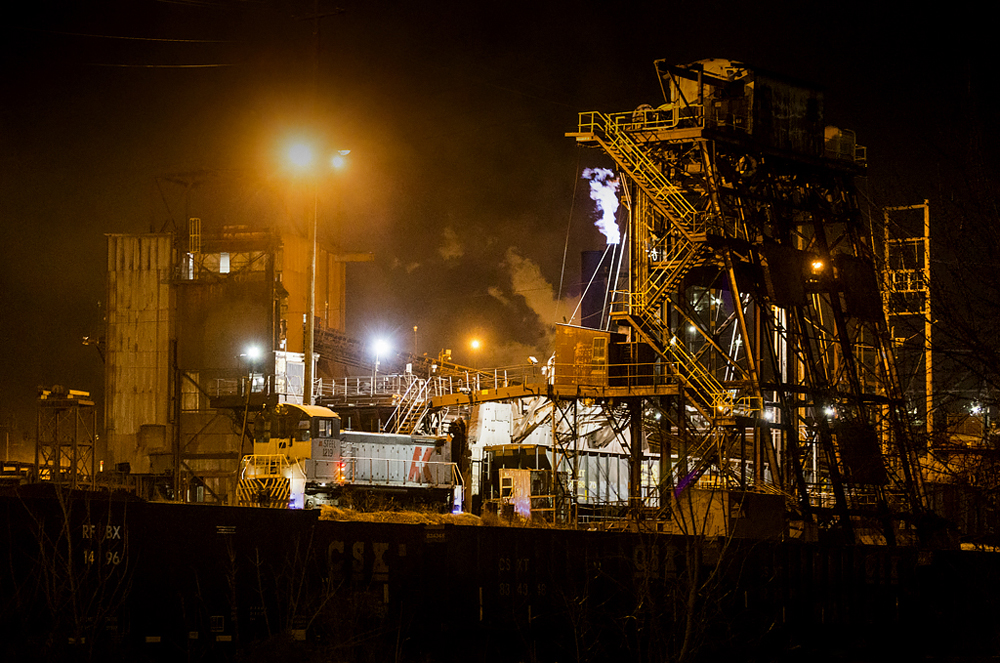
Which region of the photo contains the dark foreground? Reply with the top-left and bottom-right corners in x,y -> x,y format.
1,485 -> 998,662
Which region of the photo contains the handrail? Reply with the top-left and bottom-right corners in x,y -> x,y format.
312,457 -> 460,490
664,337 -> 732,415
387,376 -> 433,434
240,454 -> 303,480
577,111 -> 699,230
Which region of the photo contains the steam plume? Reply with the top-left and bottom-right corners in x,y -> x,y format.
582,167 -> 620,244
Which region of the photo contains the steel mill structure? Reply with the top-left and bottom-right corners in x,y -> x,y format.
74,59 -> 928,545
436,58 -> 927,542
552,58 -> 923,542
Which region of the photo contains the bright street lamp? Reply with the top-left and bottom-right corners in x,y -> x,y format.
239,343 -> 264,457
470,338 -> 482,369
285,140 -> 349,405
330,150 -> 350,169
288,142 -> 314,169
372,338 -> 390,392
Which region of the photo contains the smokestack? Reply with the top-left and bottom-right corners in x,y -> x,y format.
581,249 -> 612,330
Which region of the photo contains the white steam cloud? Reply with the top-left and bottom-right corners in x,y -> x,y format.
490,246 -> 580,329
484,247 -> 581,367
582,167 -> 620,244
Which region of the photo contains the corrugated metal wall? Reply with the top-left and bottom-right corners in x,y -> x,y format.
105,234 -> 175,470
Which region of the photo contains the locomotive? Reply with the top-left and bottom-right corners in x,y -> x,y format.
238,403 -> 462,511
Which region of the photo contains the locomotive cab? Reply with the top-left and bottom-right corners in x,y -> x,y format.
252,403 -> 341,463
239,403 -> 342,509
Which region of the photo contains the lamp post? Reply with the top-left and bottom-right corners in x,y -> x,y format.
239,345 -> 262,457
470,338 -> 482,389
372,338 -> 389,394
287,141 -> 349,405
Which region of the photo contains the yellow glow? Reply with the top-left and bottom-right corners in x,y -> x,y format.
471,339 -> 481,350
811,260 -> 825,272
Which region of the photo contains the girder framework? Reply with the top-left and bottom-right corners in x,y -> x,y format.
570,61 -> 924,542
35,389 -> 97,489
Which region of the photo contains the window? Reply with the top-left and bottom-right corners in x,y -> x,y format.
591,336 -> 607,364
315,418 -> 335,438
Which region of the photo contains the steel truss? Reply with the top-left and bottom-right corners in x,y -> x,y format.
570,72 -> 924,543
36,389 -> 97,489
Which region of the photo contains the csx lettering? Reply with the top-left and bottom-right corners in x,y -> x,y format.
517,558 -> 529,572
352,541 -> 365,573
373,542 -> 389,575
328,541 -> 345,575
329,540 -> 393,579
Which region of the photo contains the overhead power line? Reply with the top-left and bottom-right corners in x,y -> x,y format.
18,27 -> 233,43
83,62 -> 236,68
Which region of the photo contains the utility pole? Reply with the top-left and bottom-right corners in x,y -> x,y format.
297,3 -> 345,405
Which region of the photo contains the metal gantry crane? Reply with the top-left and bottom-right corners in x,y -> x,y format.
567,59 -> 925,542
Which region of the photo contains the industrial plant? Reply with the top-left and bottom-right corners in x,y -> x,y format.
5,58 -> 998,661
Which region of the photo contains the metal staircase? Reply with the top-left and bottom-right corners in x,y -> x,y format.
573,111 -> 757,425
576,114 -> 707,318
386,377 -> 433,434
619,311 -> 736,420
576,112 -> 700,230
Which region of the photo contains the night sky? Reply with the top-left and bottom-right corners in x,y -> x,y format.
0,1 -> 988,450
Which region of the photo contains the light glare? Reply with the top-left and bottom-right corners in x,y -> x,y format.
288,142 -> 314,168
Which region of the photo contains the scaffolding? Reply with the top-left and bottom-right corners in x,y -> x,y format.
883,201 -> 932,440
559,59 -> 925,542
35,387 -> 97,489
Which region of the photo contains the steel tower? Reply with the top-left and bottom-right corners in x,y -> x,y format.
569,59 -> 923,543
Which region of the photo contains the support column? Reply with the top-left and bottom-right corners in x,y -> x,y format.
629,397 -> 643,521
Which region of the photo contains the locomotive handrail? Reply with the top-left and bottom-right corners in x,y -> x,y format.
240,454 -> 305,480
312,457 -> 459,490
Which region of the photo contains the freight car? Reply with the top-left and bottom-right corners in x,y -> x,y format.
238,403 -> 462,511
479,443 -> 662,521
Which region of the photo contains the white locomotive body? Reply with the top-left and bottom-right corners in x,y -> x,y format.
238,403 -> 460,511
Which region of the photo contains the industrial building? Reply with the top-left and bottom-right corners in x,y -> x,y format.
103,215 -> 368,503
81,58 -> 989,546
